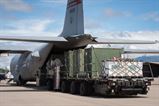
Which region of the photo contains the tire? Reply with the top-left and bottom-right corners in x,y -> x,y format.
47,79 -> 53,91
61,81 -> 70,93
16,81 -> 21,86
70,81 -> 79,94
21,81 -> 27,85
16,76 -> 26,86
80,82 -> 93,96
16,80 -> 26,86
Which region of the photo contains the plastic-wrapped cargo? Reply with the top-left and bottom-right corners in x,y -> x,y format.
101,60 -> 143,77
84,47 -> 124,78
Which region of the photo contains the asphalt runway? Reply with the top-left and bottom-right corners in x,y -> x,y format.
0,81 -> 159,106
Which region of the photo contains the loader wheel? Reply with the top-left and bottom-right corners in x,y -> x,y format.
61,81 -> 70,93
70,81 -> 79,94
47,79 -> 53,91
80,82 -> 93,96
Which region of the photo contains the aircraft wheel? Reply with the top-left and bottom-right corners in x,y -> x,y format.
16,81 -> 20,86
16,76 -> 26,86
16,80 -> 26,86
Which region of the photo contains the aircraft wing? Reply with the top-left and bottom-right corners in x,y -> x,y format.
0,35 -> 67,43
65,34 -> 157,47
0,34 -> 157,50
0,34 -> 157,44
124,50 -> 159,54
95,38 -> 157,44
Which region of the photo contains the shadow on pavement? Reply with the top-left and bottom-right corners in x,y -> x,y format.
0,82 -> 148,99
0,82 -> 47,92
89,94 -> 147,99
59,91 -> 147,99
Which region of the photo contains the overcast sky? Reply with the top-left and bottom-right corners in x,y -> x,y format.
0,0 -> 159,68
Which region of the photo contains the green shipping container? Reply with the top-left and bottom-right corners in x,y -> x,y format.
84,47 -> 124,79
73,49 -> 85,77
64,50 -> 74,77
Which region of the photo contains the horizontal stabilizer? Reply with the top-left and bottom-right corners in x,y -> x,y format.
0,44 -> 32,54
0,49 -> 31,54
0,35 -> 67,43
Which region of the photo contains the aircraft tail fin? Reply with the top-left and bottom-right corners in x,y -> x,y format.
60,0 -> 84,37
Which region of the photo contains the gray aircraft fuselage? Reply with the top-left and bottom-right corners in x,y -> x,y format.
10,44 -> 53,82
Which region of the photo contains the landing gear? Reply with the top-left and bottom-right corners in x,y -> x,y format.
16,76 -> 26,86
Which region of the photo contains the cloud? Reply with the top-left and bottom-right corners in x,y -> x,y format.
15,19 -> 54,32
0,18 -> 60,53
0,41 -> 44,51
143,11 -> 159,22
85,19 -> 103,30
0,13 -> 17,21
104,8 -> 131,18
40,0 -> 66,4
110,32 -> 132,38
0,56 -> 13,68
0,19 -> 58,36
126,31 -> 159,41
0,0 -> 32,12
85,28 -> 159,50
86,27 -> 159,40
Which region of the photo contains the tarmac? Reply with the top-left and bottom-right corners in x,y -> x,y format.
0,80 -> 159,106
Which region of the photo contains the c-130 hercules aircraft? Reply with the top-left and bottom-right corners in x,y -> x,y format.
0,0 -> 157,85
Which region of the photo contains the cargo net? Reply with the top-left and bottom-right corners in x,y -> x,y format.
101,58 -> 143,78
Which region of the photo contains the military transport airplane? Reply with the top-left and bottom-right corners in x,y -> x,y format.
0,0 -> 158,85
